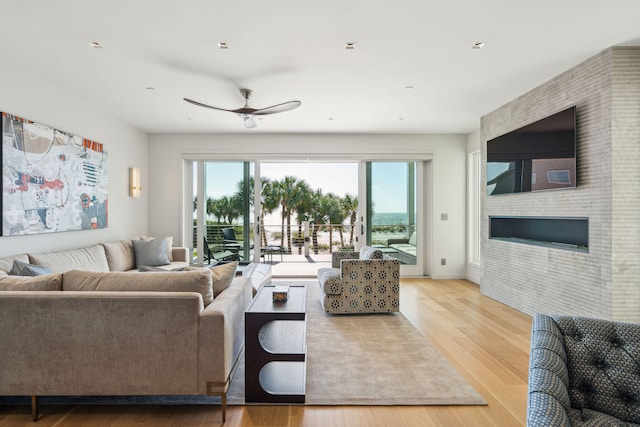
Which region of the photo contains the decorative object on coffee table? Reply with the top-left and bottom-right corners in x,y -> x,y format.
272,285 -> 289,302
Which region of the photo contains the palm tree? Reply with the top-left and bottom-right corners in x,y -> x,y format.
341,193 -> 358,247
277,176 -> 301,252
325,193 -> 344,253
260,178 -> 280,247
226,195 -> 243,225
308,190 -> 328,254
291,180 -> 312,254
211,198 -> 226,224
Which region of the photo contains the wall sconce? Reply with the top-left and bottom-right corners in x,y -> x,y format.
129,167 -> 141,198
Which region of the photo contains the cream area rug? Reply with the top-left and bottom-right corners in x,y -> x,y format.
228,280 -> 486,406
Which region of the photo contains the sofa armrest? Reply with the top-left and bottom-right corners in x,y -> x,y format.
172,247 -> 189,263
526,314 -> 572,427
331,251 -> 359,268
197,276 -> 252,394
318,267 -> 342,295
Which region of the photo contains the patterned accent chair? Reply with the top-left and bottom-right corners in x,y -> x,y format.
317,246 -> 400,314
527,314 -> 640,426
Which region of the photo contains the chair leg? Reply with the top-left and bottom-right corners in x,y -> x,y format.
31,395 -> 39,421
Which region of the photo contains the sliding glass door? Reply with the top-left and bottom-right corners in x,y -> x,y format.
186,158 -> 427,276
190,160 -> 255,266
361,161 -> 424,275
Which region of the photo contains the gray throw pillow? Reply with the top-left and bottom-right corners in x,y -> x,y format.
132,238 -> 170,267
9,260 -> 52,276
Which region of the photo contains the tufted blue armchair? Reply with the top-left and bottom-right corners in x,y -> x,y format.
527,314 -> 640,426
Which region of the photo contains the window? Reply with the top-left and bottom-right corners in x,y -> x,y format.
468,151 -> 481,265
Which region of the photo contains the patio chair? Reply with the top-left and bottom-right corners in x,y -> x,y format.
203,236 -> 238,264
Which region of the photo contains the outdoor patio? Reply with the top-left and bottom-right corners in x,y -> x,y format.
263,253 -> 332,277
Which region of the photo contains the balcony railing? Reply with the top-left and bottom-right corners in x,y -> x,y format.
192,222 -> 415,256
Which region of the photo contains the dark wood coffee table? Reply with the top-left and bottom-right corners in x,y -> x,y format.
245,284 -> 307,403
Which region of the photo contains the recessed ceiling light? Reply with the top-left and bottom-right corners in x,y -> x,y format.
146,86 -> 155,91
472,42 -> 486,49
345,42 -> 356,50
88,41 -> 103,49
217,42 -> 228,49
399,117 -> 404,121
328,117 -> 334,121
405,85 -> 414,90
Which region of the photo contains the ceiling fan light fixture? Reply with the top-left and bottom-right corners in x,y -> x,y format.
242,114 -> 257,129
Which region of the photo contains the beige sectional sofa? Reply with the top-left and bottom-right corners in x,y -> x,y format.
0,239 -> 252,422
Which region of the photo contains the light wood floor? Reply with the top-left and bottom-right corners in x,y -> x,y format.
0,279 -> 532,427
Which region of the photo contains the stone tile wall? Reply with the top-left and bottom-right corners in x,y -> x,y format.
480,47 -> 640,322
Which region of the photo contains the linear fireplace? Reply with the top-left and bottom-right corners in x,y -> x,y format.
489,216 -> 588,252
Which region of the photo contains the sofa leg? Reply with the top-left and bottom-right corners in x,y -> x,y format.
221,393 -> 226,422
31,395 -> 39,421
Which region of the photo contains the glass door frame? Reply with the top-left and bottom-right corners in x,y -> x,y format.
184,154 -> 432,276
357,159 -> 428,276
184,159 -> 260,266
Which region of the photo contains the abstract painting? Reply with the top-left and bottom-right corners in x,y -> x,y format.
1,112 -> 108,236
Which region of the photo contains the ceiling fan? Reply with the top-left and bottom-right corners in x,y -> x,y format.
184,88 -> 301,128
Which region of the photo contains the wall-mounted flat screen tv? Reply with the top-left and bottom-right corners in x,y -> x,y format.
486,106 -> 576,195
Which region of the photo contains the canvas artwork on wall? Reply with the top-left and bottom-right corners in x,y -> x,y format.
1,112 -> 108,236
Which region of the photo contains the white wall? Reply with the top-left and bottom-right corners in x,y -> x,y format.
0,66 -> 149,257
148,133 -> 468,278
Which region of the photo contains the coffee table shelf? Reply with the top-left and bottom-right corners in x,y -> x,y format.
245,285 -> 307,403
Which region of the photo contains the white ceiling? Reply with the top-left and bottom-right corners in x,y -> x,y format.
2,0 -> 640,135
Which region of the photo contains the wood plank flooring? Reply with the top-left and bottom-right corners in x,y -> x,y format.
0,279 -> 532,427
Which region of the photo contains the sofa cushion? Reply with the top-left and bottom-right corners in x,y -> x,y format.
0,273 -> 63,291
9,260 -> 52,276
138,262 -> 189,272
140,235 -> 174,262
359,246 -> 383,260
0,253 -> 30,275
102,240 -> 136,271
132,238 -> 170,267
552,315 -> 640,424
209,261 -> 238,297
63,268 -> 214,306
187,261 -> 238,298
28,244 -> 110,273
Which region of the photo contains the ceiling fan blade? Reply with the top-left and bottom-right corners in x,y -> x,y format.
252,100 -> 301,115
183,97 -> 234,112
243,116 -> 257,128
